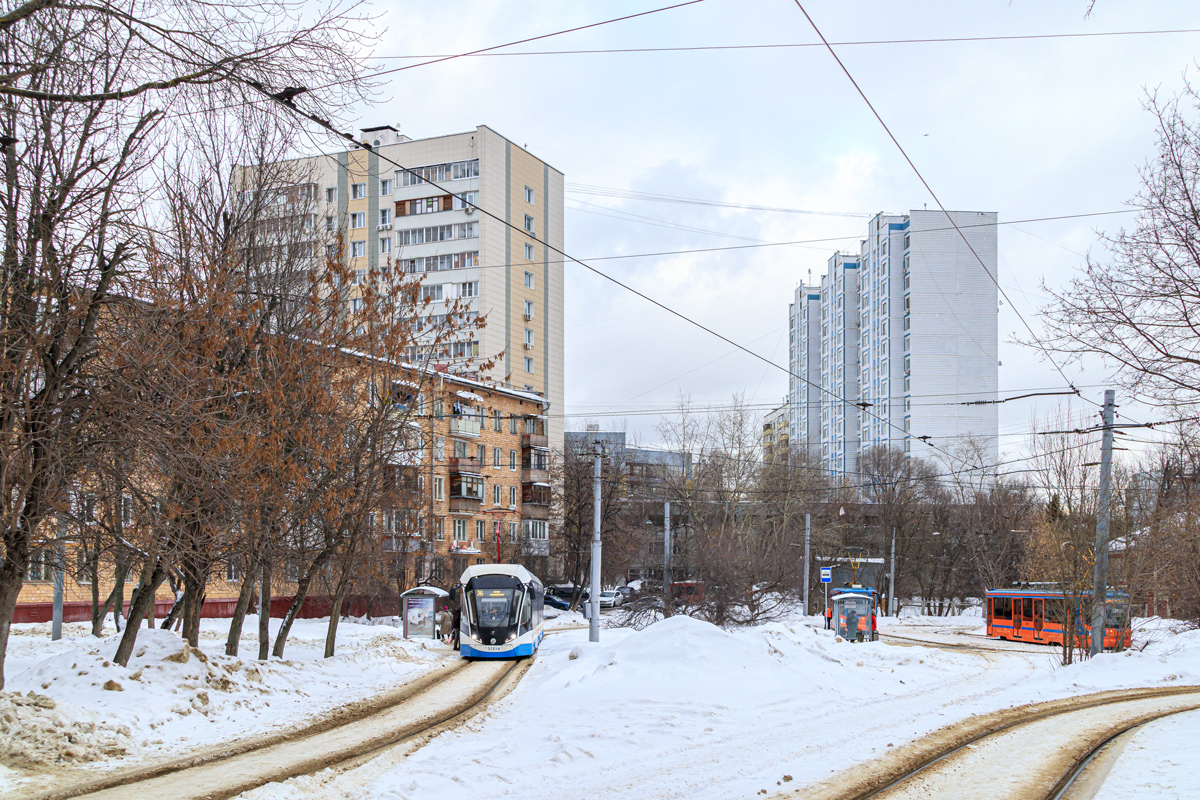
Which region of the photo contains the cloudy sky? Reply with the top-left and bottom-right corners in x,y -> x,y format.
341,0 -> 1199,459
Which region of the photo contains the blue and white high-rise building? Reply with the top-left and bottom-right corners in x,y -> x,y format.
786,210 -> 999,479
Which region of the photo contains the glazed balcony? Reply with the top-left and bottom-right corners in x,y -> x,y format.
522,433 -> 548,449
448,416 -> 481,438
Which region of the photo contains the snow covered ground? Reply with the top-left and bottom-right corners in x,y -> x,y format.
0,615 -> 451,793
5,610 -> 1198,799
240,613 -> 1200,800
1092,706 -> 1200,799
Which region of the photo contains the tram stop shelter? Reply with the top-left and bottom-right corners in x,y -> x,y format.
832,591 -> 878,642
401,585 -> 449,639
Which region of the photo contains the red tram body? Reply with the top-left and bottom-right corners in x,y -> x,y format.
985,588 -> 1131,650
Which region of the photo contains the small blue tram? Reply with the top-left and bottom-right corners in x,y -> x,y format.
458,564 -> 545,659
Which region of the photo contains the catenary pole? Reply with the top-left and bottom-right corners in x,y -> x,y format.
1090,389 -> 1116,657
663,500 -> 671,589
889,527 -> 897,617
52,514 -> 64,641
590,441 -> 602,643
802,513 -> 811,617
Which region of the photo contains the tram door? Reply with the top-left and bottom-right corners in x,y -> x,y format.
1033,599 -> 1044,640
1013,598 -> 1026,639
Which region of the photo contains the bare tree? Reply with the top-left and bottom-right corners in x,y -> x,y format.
1038,85 -> 1200,409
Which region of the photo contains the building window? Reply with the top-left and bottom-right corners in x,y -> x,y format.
493,411 -> 502,432
509,522 -> 519,543
434,475 -> 445,500
510,416 -> 518,435
477,444 -> 486,464
453,439 -> 468,459
509,450 -> 517,470
326,187 -> 338,203
524,271 -> 535,289
435,437 -> 445,461
380,178 -> 393,196
120,494 -> 133,526
421,284 -> 443,302
351,182 -> 367,200
325,215 -> 335,232
524,300 -> 534,319
524,356 -> 534,373
453,191 -> 478,209
351,268 -> 366,285
524,242 -> 534,260
454,519 -> 468,541
349,297 -> 364,313
379,237 -> 392,254
494,484 -> 502,505
493,446 -> 502,467
509,485 -> 518,507
351,240 -> 366,258
226,562 -> 242,583
525,185 -> 534,204
524,328 -> 534,347
476,519 -> 487,542
459,281 -> 478,298
524,520 -> 548,540
524,214 -> 535,235
350,211 -> 365,229
380,208 -> 391,226
434,517 -> 444,540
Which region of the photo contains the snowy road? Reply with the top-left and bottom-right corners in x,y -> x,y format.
52,659 -> 523,800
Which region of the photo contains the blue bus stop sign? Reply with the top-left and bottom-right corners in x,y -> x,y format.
820,567 -> 832,583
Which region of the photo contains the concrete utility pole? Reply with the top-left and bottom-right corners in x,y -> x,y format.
1090,389 -> 1116,658
590,441 -> 602,643
663,500 -> 671,589
802,513 -> 811,617
889,528 -> 897,617
52,515 -> 64,641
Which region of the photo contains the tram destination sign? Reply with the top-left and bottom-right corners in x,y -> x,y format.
820,567 -> 832,583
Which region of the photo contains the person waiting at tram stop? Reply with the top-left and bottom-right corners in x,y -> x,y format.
438,604 -> 453,643
844,607 -> 858,641
824,606 -> 833,630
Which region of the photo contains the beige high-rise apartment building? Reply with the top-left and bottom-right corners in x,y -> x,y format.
273,124 -> 565,449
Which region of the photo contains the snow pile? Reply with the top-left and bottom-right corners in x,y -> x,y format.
0,690 -> 130,767
359,616 -> 989,800
3,617 -> 450,775
1028,626 -> 1200,694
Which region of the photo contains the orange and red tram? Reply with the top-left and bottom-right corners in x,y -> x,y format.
985,586 -> 1131,650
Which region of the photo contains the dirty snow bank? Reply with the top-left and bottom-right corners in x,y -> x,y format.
2,616 -> 450,778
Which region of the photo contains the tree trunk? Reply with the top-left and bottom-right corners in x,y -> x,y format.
89,548 -> 100,636
0,532 -> 30,690
225,569 -> 258,657
273,552 -> 332,658
162,587 -> 184,633
258,561 -> 271,660
325,575 -> 351,658
114,564 -> 167,666
92,560 -> 131,636
181,570 -> 206,647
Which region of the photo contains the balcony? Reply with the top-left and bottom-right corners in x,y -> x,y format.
448,416 -> 481,438
521,504 -> 549,521
522,538 -> 550,557
522,433 -> 548,449
522,468 -> 549,484
448,457 -> 481,474
449,496 -> 481,514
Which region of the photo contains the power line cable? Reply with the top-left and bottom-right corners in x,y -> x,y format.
791,1 -> 1086,402
369,28 -> 1200,60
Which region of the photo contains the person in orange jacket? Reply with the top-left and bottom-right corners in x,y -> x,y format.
824,606 -> 833,630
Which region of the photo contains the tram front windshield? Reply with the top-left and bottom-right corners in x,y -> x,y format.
467,576 -> 522,630
474,589 -> 515,627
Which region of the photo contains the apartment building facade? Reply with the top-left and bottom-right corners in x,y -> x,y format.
819,252 -> 862,480
787,283 -> 821,455
787,210 -> 999,479
260,124 -> 566,450
15,369 -> 551,623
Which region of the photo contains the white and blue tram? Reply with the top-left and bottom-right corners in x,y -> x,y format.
458,564 -> 545,659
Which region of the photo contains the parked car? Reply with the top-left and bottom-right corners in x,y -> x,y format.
615,586 -> 634,599
544,594 -> 571,611
598,590 -> 623,608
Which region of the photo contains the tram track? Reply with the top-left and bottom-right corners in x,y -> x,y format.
16,657 -> 531,800
879,631 -> 1047,656
789,685 -> 1200,800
